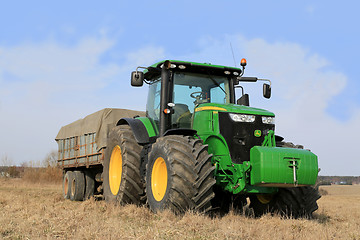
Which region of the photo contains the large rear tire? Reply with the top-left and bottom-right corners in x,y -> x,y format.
145,135 -> 215,214
103,125 -> 143,205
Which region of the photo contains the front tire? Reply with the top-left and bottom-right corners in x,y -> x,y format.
250,186 -> 320,218
146,135 -> 215,214
212,186 -> 247,215
103,125 -> 143,205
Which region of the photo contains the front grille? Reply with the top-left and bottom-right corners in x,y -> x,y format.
218,112 -> 275,164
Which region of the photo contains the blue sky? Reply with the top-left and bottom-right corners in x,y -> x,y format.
0,1 -> 359,175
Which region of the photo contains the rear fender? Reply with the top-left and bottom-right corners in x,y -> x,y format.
117,117 -> 157,145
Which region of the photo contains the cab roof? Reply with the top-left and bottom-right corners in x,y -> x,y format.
144,60 -> 243,80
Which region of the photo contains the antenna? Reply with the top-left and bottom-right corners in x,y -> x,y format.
230,42 -> 237,68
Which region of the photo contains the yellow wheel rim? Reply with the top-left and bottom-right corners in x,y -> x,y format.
109,145 -> 122,195
151,157 -> 168,201
257,194 -> 273,204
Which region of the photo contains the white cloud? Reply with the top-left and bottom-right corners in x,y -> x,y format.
0,37 -> 165,165
125,46 -> 165,68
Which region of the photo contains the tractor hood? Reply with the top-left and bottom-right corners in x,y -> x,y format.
194,103 -> 275,117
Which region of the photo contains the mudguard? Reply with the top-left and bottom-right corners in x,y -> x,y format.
117,117 -> 157,145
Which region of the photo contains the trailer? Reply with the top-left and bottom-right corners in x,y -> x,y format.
56,108 -> 144,200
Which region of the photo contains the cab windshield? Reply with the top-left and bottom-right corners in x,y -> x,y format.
172,72 -> 231,128
172,72 -> 230,111
146,72 -> 231,129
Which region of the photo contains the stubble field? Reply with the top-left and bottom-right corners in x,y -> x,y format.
0,178 -> 359,240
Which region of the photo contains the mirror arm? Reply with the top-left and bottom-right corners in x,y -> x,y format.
135,66 -> 151,85
136,66 -> 148,75
257,78 -> 272,87
234,85 -> 244,96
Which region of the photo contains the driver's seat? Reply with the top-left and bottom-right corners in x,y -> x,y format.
172,103 -> 192,128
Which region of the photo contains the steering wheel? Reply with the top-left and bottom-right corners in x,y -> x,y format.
190,91 -> 208,105
190,91 -> 206,100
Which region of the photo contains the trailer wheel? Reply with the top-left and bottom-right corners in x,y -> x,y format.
103,125 -> 143,205
70,170 -> 85,201
84,170 -> 95,199
63,171 -> 73,199
145,135 -> 215,214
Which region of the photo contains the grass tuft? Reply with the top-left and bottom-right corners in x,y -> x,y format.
22,167 -> 62,184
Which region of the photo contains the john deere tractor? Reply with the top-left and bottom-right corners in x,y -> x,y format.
103,59 -> 320,218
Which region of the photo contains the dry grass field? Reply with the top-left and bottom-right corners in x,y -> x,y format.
0,178 -> 359,240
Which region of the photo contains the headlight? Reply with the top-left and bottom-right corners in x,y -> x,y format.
262,116 -> 275,124
229,113 -> 256,123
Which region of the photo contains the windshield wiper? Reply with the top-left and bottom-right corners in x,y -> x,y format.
207,74 -> 227,95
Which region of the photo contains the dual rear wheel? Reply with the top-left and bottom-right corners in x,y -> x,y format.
63,170 -> 95,201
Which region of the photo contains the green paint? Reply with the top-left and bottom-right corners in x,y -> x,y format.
193,103 -> 318,194
196,102 -> 275,116
262,130 -> 276,147
136,117 -> 158,137
250,146 -> 318,186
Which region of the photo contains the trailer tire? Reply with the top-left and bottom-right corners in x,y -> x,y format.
146,135 -> 215,214
63,171 -> 73,199
103,125 -> 143,205
70,170 -> 85,201
84,170 -> 95,199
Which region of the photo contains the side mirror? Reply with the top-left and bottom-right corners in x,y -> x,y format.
263,83 -> 271,99
237,94 -> 250,106
131,71 -> 144,87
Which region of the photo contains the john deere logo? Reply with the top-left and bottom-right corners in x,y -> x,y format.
254,130 -> 262,137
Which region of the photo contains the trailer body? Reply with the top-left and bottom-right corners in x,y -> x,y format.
56,108 -> 145,169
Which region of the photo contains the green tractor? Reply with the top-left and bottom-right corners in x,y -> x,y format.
103,59 -> 320,218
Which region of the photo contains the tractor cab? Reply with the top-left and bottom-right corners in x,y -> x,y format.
132,60 -> 270,136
